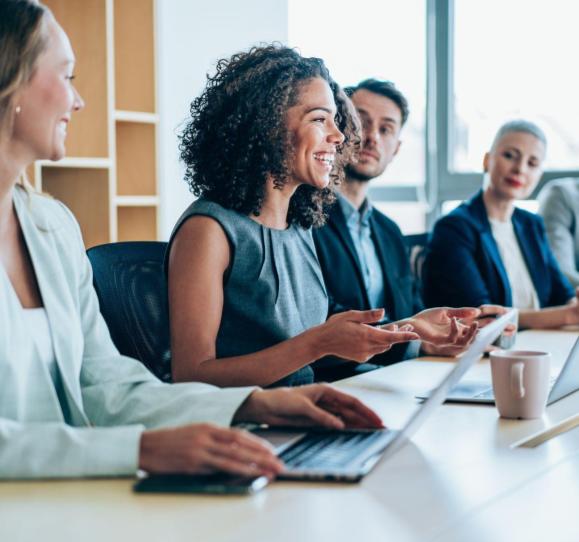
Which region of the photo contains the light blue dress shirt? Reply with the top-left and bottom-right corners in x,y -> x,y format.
338,193 -> 386,311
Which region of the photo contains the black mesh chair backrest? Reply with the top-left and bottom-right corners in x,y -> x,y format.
87,241 -> 171,382
404,233 -> 429,287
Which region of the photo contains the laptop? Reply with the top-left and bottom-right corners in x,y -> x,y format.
433,336 -> 579,406
253,310 -> 517,483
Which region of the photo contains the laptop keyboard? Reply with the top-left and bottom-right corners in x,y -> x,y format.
279,431 -> 385,470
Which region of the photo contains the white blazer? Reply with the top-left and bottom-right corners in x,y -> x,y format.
0,186 -> 254,479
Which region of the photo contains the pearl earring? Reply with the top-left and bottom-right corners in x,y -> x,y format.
15,106 -> 21,114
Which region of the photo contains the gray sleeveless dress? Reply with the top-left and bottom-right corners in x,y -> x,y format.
167,198 -> 329,387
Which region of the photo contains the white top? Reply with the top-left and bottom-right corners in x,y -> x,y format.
0,185 -> 256,480
22,308 -> 57,382
490,218 -> 540,310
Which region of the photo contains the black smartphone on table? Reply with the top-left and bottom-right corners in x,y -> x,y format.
133,472 -> 270,495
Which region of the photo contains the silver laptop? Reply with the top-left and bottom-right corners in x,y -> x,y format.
436,336 -> 579,405
254,310 -> 517,482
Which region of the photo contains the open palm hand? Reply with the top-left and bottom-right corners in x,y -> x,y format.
405,307 -> 480,347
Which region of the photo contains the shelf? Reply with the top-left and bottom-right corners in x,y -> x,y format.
34,0 -> 160,247
41,167 -> 110,248
114,111 -> 159,124
114,0 -> 156,113
117,206 -> 157,241
116,122 -> 156,196
37,157 -> 111,169
44,0 -> 108,158
115,196 -> 159,206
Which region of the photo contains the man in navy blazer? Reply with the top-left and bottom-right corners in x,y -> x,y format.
423,189 -> 575,309
313,79 -> 423,381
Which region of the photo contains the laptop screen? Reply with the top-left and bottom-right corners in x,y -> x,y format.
383,309 -> 518,457
548,337 -> 579,404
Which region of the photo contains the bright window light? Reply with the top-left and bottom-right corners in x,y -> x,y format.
452,0 -> 579,172
288,0 -> 426,187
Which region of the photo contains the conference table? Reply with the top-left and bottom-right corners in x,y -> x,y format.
3,329 -> 579,542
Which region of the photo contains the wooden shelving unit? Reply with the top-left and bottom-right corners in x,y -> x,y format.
35,0 -> 159,248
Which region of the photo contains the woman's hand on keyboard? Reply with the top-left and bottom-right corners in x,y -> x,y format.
139,424 -> 283,477
234,385 -> 385,430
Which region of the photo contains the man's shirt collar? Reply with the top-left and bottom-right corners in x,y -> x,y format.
337,192 -> 373,229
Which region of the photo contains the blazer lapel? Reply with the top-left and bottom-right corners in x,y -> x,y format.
328,204 -> 370,306
369,215 -> 398,319
470,192 -> 513,306
14,190 -> 89,424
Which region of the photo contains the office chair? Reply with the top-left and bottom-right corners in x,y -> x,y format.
87,241 -> 172,382
404,232 -> 429,288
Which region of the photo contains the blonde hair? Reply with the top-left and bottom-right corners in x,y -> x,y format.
490,119 -> 547,153
0,0 -> 50,148
0,1 -> 51,191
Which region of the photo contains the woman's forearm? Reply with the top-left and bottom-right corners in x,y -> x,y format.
172,309 -> 417,387
518,305 -> 574,329
172,326 -> 325,387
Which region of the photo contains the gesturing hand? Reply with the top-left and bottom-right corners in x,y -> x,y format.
318,308 -> 419,363
420,340 -> 471,358
421,305 -> 517,357
139,424 -> 283,478
474,304 -> 517,336
234,384 -> 385,430
402,307 -> 480,348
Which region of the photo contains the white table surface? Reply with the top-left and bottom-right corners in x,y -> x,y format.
3,330 -> 579,542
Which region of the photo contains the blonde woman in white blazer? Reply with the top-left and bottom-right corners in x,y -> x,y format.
0,0 -> 383,480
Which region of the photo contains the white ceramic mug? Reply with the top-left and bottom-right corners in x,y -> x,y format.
489,350 -> 551,419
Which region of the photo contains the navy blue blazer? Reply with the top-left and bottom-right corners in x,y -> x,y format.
313,201 -> 423,374
423,190 -> 574,309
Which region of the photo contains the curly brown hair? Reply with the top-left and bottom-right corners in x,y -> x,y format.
179,44 -> 360,228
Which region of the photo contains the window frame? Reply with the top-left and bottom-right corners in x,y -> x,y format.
368,0 -> 579,230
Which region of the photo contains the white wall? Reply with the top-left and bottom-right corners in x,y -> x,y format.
156,0 -> 289,239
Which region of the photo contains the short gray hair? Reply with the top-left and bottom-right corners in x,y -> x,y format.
490,119 -> 547,152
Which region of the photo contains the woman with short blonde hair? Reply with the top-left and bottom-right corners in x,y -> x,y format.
424,120 -> 579,329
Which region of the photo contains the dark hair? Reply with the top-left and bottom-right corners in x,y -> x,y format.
345,78 -> 409,126
179,44 -> 360,228
0,0 -> 49,143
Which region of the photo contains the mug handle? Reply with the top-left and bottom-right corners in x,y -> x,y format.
510,362 -> 526,399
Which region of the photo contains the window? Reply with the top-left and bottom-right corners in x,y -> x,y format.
439,0 -> 579,215
288,0 -> 579,230
452,0 -> 579,173
288,0 -> 427,188
373,201 -> 427,234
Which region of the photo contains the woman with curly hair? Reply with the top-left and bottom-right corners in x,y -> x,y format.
0,3 -> 393,479
167,45 -> 478,387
